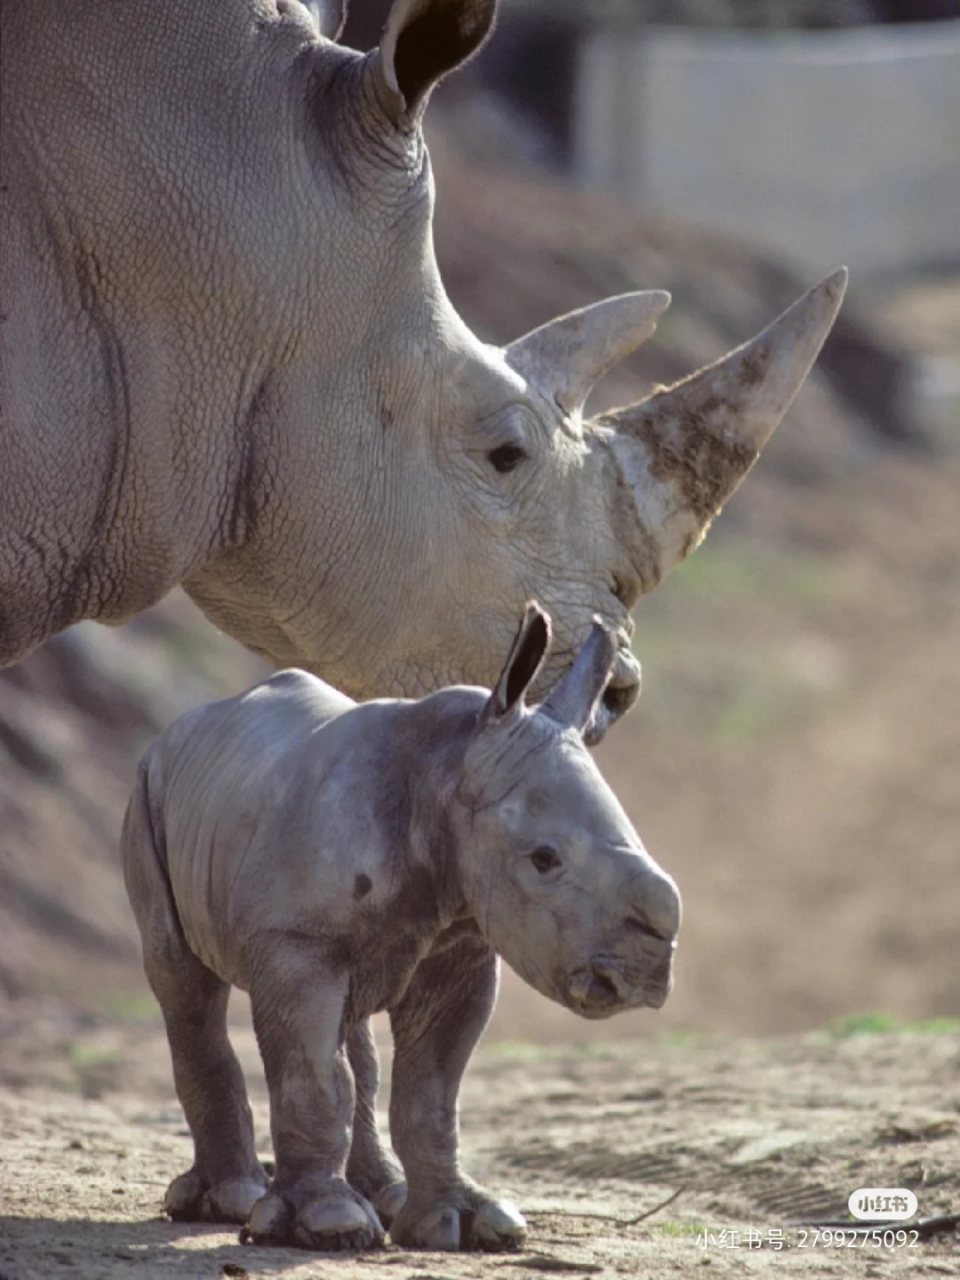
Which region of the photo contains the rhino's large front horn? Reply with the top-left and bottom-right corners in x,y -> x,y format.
596,268 -> 848,580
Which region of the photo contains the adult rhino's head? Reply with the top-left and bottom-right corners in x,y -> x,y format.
184,0 -> 847,740
454,606 -> 680,1017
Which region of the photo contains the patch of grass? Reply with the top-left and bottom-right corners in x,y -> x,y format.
823,1013 -> 960,1039
909,1018 -> 960,1034
68,1041 -> 123,1100
69,1042 -> 121,1069
98,990 -> 160,1023
634,637 -> 848,749
667,543 -> 838,609
707,677 -> 801,748
478,1040 -> 552,1062
631,545 -> 848,748
479,1040 -> 618,1063
653,1221 -> 706,1237
657,1030 -> 710,1049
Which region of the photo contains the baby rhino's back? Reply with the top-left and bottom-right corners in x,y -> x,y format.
155,668 -> 355,794
143,670 -> 363,985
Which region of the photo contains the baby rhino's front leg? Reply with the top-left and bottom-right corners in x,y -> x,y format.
388,934 -> 526,1252
245,945 -> 383,1251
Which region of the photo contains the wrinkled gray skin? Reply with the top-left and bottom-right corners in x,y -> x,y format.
1,0 -> 846,739
121,605 -> 680,1251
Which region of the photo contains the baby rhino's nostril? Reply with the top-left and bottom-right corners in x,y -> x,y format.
592,970 -> 619,1002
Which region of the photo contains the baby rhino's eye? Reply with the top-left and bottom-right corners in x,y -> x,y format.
530,846 -> 562,874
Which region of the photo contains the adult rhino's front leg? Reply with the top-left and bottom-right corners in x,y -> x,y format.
388,933 -> 526,1252
244,945 -> 384,1251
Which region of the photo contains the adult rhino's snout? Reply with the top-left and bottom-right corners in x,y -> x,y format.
585,643 -> 641,745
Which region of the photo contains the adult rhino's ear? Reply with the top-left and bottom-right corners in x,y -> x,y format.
481,603 -> 551,727
379,0 -> 497,117
542,620 -> 619,737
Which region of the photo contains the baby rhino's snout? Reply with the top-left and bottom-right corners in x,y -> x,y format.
569,865 -> 680,1019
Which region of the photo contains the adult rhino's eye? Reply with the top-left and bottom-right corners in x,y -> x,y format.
530,846 -> 562,874
487,443 -> 527,474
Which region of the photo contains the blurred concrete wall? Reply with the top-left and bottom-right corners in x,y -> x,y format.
575,19 -> 960,278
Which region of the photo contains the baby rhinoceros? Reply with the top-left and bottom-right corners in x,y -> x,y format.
121,605 -> 680,1253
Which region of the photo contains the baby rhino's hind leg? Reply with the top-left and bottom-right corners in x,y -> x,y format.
150,961 -> 270,1223
121,772 -> 269,1224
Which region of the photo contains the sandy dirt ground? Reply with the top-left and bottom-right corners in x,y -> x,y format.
1,1004 -> 958,1280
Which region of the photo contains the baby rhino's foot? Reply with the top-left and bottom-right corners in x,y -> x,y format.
368,1178 -> 407,1230
164,1165 -> 269,1224
244,1177 -> 384,1251
390,1184 -> 526,1252
346,1160 -> 407,1229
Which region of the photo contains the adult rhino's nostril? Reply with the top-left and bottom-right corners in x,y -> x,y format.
582,646 -> 641,745
604,645 -> 641,718
602,679 -> 639,720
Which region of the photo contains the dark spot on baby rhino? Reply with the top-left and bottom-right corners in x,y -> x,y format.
354,873 -> 372,899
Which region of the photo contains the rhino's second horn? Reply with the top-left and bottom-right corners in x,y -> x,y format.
506,290 -> 671,416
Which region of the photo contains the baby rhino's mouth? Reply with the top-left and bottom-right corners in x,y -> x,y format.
567,962 -> 627,1018
567,953 -> 673,1018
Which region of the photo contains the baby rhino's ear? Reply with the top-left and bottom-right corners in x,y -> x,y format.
480,604 -> 551,727
541,618 -> 618,736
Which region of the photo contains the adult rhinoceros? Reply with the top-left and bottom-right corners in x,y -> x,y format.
0,0 -> 845,737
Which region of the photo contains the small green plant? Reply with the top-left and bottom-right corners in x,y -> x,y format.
98,989 -> 161,1023
654,1221 -> 706,1238
69,1041 -> 123,1099
708,677 -> 801,748
823,1013 -> 960,1039
657,1030 -> 711,1049
69,1042 -> 121,1069
666,543 -> 838,609
479,1040 -> 618,1063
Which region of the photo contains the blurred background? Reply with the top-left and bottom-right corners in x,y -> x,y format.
1,0 -> 958,1064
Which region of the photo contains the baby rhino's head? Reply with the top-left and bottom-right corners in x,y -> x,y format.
455,606 -> 680,1018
